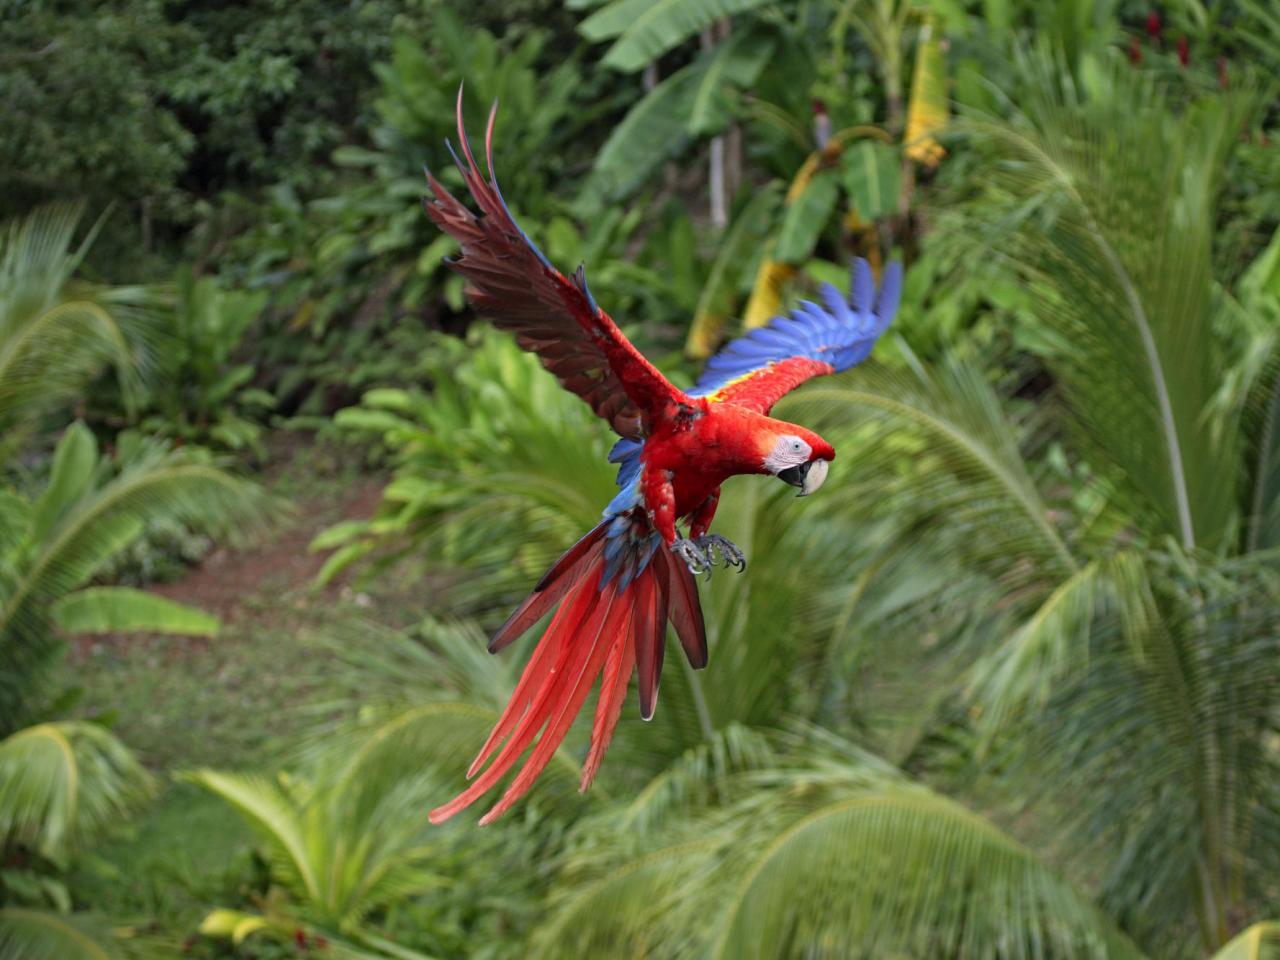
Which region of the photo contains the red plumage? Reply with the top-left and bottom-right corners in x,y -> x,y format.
428,521 -> 690,824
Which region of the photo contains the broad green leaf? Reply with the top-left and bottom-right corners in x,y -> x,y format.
688,30 -> 777,135
578,64 -> 702,208
360,388 -> 416,412
50,587 -> 219,637
314,540 -> 378,587
0,908 -> 128,960
333,408 -> 420,436
773,169 -> 840,264
31,422 -> 97,542
580,0 -> 776,73
841,141 -> 901,222
1210,921 -> 1280,960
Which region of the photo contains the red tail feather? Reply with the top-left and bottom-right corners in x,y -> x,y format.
430,526 -> 704,824
488,521 -> 608,653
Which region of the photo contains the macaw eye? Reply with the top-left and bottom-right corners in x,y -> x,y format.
791,440 -> 804,453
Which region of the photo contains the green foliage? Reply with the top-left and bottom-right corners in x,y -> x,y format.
0,722 -> 152,864
947,55 -> 1252,551
0,1 -> 193,270
0,423 -> 269,732
316,331 -> 617,601
0,721 -> 156,960
297,36 -> 1280,960
840,140 -> 900,220
188,620 -> 585,958
0,908 -> 143,960
163,0 -> 425,191
50,588 -> 218,638
0,204 -> 156,459
533,735 -> 1141,959
779,58 -> 1280,955
1211,922 -> 1280,960
219,12 -> 594,415
137,273 -> 273,456
578,0 -> 777,72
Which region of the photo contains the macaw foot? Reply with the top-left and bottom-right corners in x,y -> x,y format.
695,534 -> 747,572
670,537 -> 713,577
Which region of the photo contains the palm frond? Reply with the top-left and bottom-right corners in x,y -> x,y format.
985,550 -> 1280,954
0,721 -> 152,862
0,204 -> 157,444
183,771 -> 321,904
0,908 -> 130,960
944,55 -> 1255,549
711,787 -> 1141,959
787,356 -> 1077,589
1210,921 -> 1280,960
535,737 -> 1141,959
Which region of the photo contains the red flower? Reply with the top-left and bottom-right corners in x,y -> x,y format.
1146,10 -> 1161,39
294,928 -> 308,948
1177,35 -> 1189,67
1129,35 -> 1143,65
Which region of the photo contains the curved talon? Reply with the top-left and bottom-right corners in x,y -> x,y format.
671,537 -> 712,576
694,534 -> 748,573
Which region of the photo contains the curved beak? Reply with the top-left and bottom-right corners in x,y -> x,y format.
776,458 -> 830,497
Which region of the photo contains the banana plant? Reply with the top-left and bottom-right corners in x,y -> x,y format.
684,3 -> 948,357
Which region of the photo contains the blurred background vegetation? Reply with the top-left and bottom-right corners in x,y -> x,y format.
2,0 -> 1280,957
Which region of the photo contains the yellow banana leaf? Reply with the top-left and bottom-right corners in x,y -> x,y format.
742,259 -> 798,330
904,17 -> 948,168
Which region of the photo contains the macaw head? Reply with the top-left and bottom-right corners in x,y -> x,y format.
759,423 -> 835,497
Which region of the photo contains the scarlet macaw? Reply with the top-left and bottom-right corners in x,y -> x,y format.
425,93 -> 901,824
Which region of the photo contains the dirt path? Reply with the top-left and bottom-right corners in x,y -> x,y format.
148,475 -> 386,625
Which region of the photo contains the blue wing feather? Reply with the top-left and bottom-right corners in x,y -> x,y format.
689,257 -> 902,399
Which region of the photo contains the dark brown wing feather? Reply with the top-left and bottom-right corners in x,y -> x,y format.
423,89 -> 682,439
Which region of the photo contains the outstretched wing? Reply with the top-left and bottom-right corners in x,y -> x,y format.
689,259 -> 902,414
424,89 -> 683,440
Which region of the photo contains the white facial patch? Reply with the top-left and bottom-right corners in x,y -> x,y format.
763,434 -> 812,474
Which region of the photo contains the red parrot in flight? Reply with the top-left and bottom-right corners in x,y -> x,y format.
425,91 -> 901,824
